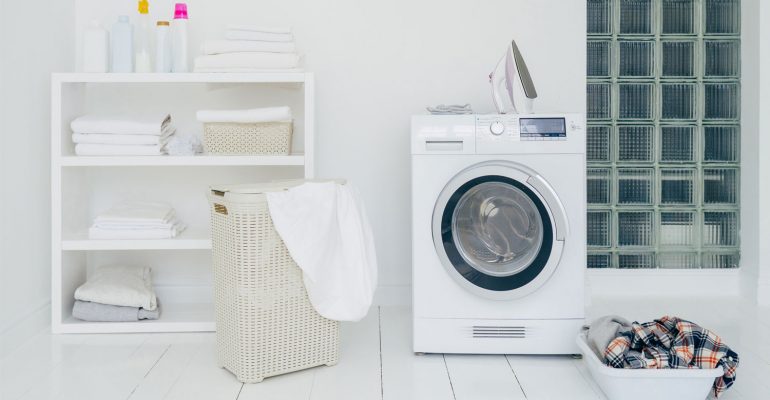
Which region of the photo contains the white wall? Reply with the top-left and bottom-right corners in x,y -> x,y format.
74,0 -> 587,300
755,0 -> 770,305
0,0 -> 74,356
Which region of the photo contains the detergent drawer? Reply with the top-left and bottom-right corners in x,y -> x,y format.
411,115 -> 476,155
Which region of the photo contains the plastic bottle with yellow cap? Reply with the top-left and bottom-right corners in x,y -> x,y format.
135,0 -> 152,72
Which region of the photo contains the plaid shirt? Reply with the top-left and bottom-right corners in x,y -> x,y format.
604,316 -> 739,398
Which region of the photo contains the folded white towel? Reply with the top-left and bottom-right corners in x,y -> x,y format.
196,106 -> 292,123
88,222 -> 185,239
75,143 -> 166,156
200,40 -> 297,55
71,114 -> 172,136
193,67 -> 304,73
225,24 -> 292,34
72,129 -> 174,145
74,265 -> 158,310
94,201 -> 175,224
225,30 -> 294,42
193,52 -> 299,71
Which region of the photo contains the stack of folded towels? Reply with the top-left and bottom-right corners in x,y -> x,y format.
73,265 -> 160,322
194,24 -> 300,72
89,201 -> 186,240
71,114 -> 176,156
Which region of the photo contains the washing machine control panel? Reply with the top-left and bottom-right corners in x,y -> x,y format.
476,114 -> 575,142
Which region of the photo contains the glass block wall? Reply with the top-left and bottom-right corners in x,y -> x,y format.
586,0 -> 740,269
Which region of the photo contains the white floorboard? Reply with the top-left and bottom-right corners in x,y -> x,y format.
2,298 -> 768,400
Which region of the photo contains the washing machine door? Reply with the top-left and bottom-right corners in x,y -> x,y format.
432,161 -> 568,300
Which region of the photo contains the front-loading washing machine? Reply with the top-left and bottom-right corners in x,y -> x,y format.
411,113 -> 585,355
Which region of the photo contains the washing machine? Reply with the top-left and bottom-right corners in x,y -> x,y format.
411,113 -> 586,355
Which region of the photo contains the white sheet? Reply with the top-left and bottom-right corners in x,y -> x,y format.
72,129 -> 173,145
193,52 -> 299,71
75,143 -> 166,156
225,24 -> 292,33
193,67 -> 304,73
88,223 -> 185,239
70,113 -> 172,135
94,201 -> 174,224
196,106 -> 292,124
225,30 -> 294,42
266,182 -> 378,322
200,40 -> 297,55
74,265 -> 157,310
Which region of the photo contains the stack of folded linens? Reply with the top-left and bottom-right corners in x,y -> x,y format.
89,201 -> 186,240
73,265 -> 160,322
71,114 -> 175,156
194,25 -> 300,72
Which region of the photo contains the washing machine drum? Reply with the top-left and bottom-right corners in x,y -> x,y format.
433,165 -> 564,300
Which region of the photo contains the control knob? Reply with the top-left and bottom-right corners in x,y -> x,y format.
489,121 -> 505,135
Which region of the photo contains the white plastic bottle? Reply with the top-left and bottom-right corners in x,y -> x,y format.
111,16 -> 134,72
83,20 -> 109,72
171,3 -> 189,73
155,21 -> 172,73
134,0 -> 152,72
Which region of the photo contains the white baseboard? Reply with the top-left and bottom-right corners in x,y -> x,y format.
0,301 -> 50,359
373,284 -> 411,306
587,269 -> 741,298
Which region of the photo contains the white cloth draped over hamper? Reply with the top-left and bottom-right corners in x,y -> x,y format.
74,265 -> 158,311
266,181 -> 378,322
89,201 -> 186,240
195,25 -> 301,72
196,106 -> 292,124
70,113 -> 177,156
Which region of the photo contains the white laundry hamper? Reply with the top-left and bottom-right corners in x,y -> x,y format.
208,181 -> 340,383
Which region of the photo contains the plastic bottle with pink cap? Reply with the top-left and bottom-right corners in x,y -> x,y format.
171,3 -> 189,72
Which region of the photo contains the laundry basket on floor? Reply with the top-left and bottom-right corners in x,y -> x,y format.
208,181 -> 340,383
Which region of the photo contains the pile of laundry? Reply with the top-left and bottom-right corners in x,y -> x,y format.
72,265 -> 159,322
89,201 -> 185,240
71,114 -> 176,156
585,315 -> 740,398
195,25 -> 300,72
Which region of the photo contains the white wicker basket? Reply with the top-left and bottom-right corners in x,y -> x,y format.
203,121 -> 292,155
208,181 -> 340,383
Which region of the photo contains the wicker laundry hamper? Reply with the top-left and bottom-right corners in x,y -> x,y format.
203,121 -> 292,155
208,181 -> 340,383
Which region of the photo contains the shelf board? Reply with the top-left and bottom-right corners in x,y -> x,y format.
62,229 -> 211,251
52,72 -> 307,84
58,302 -> 214,333
58,154 -> 305,167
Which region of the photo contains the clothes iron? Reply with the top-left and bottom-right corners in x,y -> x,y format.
489,40 -> 538,114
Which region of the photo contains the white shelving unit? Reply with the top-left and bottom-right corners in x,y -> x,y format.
51,72 -> 315,333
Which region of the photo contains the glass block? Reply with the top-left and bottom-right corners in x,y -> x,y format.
659,252 -> 699,269
588,168 -> 612,205
659,211 -> 696,246
704,125 -> 739,163
702,252 -> 739,269
588,40 -> 612,77
587,125 -> 612,162
703,168 -> 738,204
619,0 -> 653,35
703,211 -> 739,246
617,126 -> 653,162
705,40 -> 740,78
704,0 -> 741,36
661,83 -> 697,120
588,252 -> 613,269
618,41 -> 655,78
704,83 -> 740,120
660,126 -> 695,163
661,41 -> 696,78
588,0 -> 612,35
617,211 -> 653,246
618,253 -> 656,269
660,169 -> 695,205
588,210 -> 612,247
618,83 -> 654,120
661,0 -> 696,35
587,83 -> 612,120
617,168 -> 653,204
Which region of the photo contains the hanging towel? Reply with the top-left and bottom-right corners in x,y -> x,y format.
266,182 -> 378,322
94,201 -> 175,224
193,52 -> 300,72
75,143 -> 166,156
196,106 -> 292,124
224,30 -> 294,42
72,129 -> 174,145
225,24 -> 292,34
74,265 -> 158,310
70,114 -> 172,136
200,40 -> 297,55
72,300 -> 160,322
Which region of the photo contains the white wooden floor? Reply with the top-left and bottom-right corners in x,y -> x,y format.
2,297 -> 768,400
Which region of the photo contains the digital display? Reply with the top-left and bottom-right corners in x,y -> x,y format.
519,118 -> 567,138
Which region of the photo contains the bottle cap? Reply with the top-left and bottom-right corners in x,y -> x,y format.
173,3 -> 188,19
157,21 -> 170,26
138,0 -> 149,14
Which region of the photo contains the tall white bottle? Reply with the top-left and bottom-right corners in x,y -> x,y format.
83,20 -> 109,72
111,16 -> 134,73
171,3 -> 189,73
155,21 -> 172,73
134,0 -> 152,73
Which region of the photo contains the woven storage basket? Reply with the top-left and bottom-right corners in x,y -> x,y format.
208,182 -> 340,383
203,121 -> 292,155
